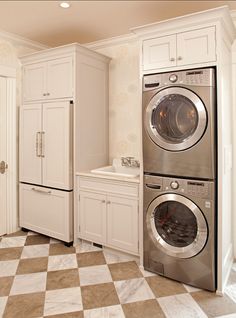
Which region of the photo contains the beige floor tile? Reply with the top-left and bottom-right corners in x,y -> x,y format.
0,236 -> 26,248
46,269 -> 80,290
76,241 -> 102,254
81,282 -> 120,310
191,290 -> 236,318
79,265 -> 112,286
3,292 -> 45,318
122,299 -> 165,318
0,277 -> 14,296
4,230 -> 28,238
48,254 -> 78,271
44,312 -> 84,318
146,275 -> 187,298
44,287 -> 82,316
10,272 -> 47,295
0,247 -> 23,261
77,251 -> 106,267
0,296 -> 8,316
84,304 -> 125,318
115,278 -> 155,304
21,244 -> 50,259
0,260 -> 19,277
108,261 -> 143,281
49,243 -> 76,256
16,257 -> 48,274
25,234 -> 50,246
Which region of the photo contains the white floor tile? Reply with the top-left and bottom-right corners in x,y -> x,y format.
140,267 -> 157,278
44,287 -> 82,316
0,296 -> 8,316
79,265 -> 112,286
0,260 -> 19,277
103,250 -> 137,264
84,304 -> 125,318
76,241 -> 102,253
115,277 -> 155,304
225,284 -> 236,303
158,293 -> 208,318
216,314 -> 236,318
183,284 -> 202,293
48,254 -> 77,271
21,244 -> 49,259
10,272 -> 47,295
0,236 -> 26,248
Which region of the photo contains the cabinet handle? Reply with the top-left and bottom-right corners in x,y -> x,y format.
107,201 -> 111,204
43,93 -> 47,96
177,56 -> 183,61
31,187 -> 52,194
102,200 -> 106,203
47,93 -> 50,96
36,132 -> 41,157
170,57 -> 175,62
40,131 -> 45,157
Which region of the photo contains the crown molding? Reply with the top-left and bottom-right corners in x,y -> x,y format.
85,33 -> 137,50
0,29 -> 49,51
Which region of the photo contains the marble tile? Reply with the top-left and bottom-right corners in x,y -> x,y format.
183,284 -> 202,293
50,237 -> 61,244
81,282 -> 119,310
122,299 -> 165,318
44,312 -> 84,318
0,296 -> 8,316
0,236 -> 26,248
3,292 -> 45,318
0,246 -> 23,261
84,304 -> 125,318
10,272 -> 47,295
216,314 -> 236,318
146,275 -> 187,298
79,265 -> 112,286
25,234 -> 50,246
140,267 -> 157,278
48,254 -> 78,271
46,269 -> 80,290
16,257 -> 48,274
0,276 -> 14,296
109,261 -> 142,281
27,231 -> 38,236
158,293 -> 207,318
44,287 -> 82,316
21,244 -> 49,259
103,250 -> 135,264
191,290 -> 236,317
77,251 -> 106,267
76,241 -> 102,254
49,243 -> 76,256
225,284 -> 236,303
115,278 -> 155,304
5,230 -> 28,237
0,260 -> 19,277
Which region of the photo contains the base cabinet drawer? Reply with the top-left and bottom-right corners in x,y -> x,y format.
20,183 -> 73,242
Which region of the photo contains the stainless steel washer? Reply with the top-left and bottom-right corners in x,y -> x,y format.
142,67 -> 216,179
144,175 -> 216,291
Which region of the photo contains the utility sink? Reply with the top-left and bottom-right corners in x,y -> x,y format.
91,159 -> 139,178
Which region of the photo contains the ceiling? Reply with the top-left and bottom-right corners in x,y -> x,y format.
0,1 -> 236,47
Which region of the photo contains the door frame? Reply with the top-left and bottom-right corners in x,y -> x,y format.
0,65 -> 17,234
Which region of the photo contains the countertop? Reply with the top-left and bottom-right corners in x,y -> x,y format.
76,171 -> 140,184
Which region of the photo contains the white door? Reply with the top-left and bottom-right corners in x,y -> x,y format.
19,104 -> 42,184
0,77 -> 7,236
42,101 -> 72,190
107,195 -> 139,254
23,63 -> 46,102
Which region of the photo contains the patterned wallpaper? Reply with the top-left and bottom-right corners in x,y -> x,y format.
96,41 -> 141,162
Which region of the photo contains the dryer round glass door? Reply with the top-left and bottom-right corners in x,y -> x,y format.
145,87 -> 207,151
146,193 -> 208,258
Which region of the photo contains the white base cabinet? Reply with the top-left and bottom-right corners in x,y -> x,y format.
77,175 -> 139,255
20,183 -> 73,242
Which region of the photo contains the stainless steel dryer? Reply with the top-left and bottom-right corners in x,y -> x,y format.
144,174 -> 216,291
142,67 -> 216,179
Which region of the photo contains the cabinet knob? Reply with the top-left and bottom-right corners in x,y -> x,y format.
170,57 -> 175,62
107,201 -> 111,204
47,93 -> 50,96
43,93 -> 47,96
102,200 -> 106,203
177,56 -> 183,61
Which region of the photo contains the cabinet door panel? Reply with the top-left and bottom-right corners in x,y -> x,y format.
23,63 -> 46,102
107,195 -> 138,254
19,183 -> 72,242
42,101 -> 72,190
19,104 -> 42,184
143,35 -> 176,70
177,27 -> 216,65
47,57 -> 73,99
79,191 -> 106,244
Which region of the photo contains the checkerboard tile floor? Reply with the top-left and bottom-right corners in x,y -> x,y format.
0,230 -> 236,318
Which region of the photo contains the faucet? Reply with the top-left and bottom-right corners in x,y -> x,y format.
121,157 -> 140,168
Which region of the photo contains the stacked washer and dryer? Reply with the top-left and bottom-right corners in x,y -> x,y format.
142,68 -> 216,291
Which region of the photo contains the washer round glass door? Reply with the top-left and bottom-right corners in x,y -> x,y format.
145,87 -> 207,151
146,193 -> 208,258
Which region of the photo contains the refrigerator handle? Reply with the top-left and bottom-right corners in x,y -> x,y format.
40,131 -> 45,158
36,132 -> 41,157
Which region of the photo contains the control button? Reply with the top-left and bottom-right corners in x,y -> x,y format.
169,74 -> 178,83
170,181 -> 179,190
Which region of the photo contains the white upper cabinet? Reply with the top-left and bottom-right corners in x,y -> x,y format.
23,56 -> 73,102
143,26 -> 216,71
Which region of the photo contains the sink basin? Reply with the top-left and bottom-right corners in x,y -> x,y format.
91,165 -> 139,178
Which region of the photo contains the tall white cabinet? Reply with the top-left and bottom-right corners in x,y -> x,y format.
19,44 -> 110,243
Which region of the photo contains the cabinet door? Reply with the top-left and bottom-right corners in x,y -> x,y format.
42,101 -> 72,190
143,35 -> 176,70
23,63 -> 46,102
19,183 -> 73,242
47,57 -> 73,99
107,195 -> 138,254
19,104 -> 42,184
79,191 -> 106,244
177,27 -> 216,66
